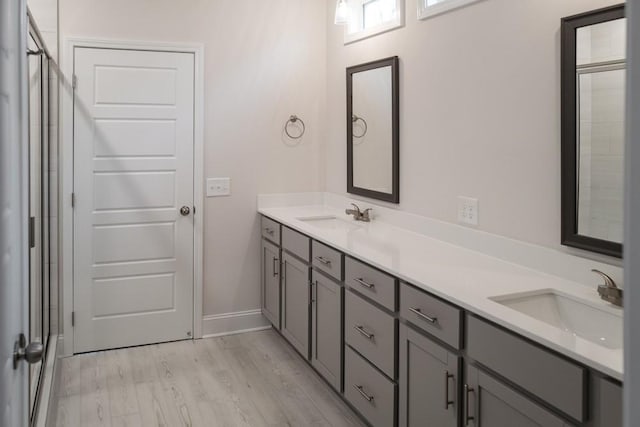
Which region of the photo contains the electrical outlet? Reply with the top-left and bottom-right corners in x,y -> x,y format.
206,177 -> 231,197
457,196 -> 479,226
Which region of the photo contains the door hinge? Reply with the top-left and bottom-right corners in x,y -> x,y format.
71,192 -> 75,207
72,74 -> 77,89
193,206 -> 196,215
71,311 -> 75,327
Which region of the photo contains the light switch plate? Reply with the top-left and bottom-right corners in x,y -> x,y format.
457,196 -> 479,226
207,178 -> 231,197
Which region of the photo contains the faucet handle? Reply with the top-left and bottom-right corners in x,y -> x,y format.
351,203 -> 362,214
591,269 -> 617,288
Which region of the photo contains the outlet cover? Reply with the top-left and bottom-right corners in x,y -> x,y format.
457,196 -> 479,226
206,177 -> 231,197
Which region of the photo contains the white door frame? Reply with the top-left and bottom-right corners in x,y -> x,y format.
60,37 -> 204,356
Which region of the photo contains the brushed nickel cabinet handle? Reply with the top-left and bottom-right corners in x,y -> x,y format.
354,278 -> 375,289
409,307 -> 438,324
353,325 -> 374,340
272,257 -> 278,277
465,384 -> 475,426
315,256 -> 332,266
353,384 -> 374,402
310,281 -> 317,303
445,371 -> 454,409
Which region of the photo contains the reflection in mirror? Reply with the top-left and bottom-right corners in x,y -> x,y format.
353,66 -> 392,193
561,4 -> 625,257
347,57 -> 399,203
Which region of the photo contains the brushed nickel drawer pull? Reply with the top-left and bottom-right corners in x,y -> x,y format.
264,227 -> 275,236
445,371 -> 454,409
310,281 -> 317,303
353,384 -> 374,402
315,256 -> 332,266
353,325 -> 374,340
354,278 -> 375,289
465,384 -> 475,425
409,307 -> 438,324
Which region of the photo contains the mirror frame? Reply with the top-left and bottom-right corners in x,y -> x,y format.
346,56 -> 400,204
560,4 -> 625,258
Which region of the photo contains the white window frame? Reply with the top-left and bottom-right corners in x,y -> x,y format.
344,0 -> 405,45
418,0 -> 483,21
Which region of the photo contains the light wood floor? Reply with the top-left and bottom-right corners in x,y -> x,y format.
54,329 -> 365,427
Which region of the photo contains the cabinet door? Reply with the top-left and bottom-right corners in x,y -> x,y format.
399,323 -> 459,427
465,365 -> 571,427
281,252 -> 310,358
261,239 -> 280,329
311,271 -> 342,391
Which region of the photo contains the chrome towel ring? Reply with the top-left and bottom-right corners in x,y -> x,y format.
352,114 -> 368,138
285,115 -> 306,139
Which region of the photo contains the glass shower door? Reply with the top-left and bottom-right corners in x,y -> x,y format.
27,25 -> 51,422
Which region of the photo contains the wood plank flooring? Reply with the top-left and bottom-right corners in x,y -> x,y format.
54,329 -> 366,427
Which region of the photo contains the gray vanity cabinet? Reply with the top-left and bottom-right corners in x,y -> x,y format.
465,365 -> 572,427
261,239 -> 281,329
311,270 -> 342,391
399,323 -> 459,427
281,252 -> 311,358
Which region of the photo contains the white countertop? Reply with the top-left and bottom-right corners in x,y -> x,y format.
259,204 -> 623,381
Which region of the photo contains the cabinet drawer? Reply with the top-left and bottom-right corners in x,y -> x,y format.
344,346 -> 396,427
261,216 -> 281,244
282,226 -> 310,262
345,290 -> 396,378
466,315 -> 586,422
345,257 -> 396,311
400,283 -> 462,349
312,240 -> 343,281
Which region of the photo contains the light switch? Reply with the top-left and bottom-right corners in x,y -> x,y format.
207,178 -> 231,197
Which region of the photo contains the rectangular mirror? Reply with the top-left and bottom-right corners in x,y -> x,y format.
561,4 -> 625,258
347,56 -> 399,203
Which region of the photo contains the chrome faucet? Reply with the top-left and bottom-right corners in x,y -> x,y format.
345,203 -> 372,222
592,269 -> 623,307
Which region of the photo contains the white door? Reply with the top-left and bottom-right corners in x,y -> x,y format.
1,0 -> 30,424
73,47 -> 195,353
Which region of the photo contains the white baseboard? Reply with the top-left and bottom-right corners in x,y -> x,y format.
201,309 -> 271,339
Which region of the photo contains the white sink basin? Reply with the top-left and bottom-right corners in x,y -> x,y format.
491,289 -> 623,349
297,215 -> 362,232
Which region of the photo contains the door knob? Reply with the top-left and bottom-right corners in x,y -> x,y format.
180,206 -> 191,216
13,333 -> 44,369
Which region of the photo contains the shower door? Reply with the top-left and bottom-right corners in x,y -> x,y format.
27,18 -> 52,423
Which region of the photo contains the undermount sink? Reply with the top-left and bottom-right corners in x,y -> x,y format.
297,215 -> 362,232
490,289 -> 623,350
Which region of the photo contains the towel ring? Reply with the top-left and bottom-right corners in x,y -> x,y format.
352,115 -> 368,138
285,115 -> 306,139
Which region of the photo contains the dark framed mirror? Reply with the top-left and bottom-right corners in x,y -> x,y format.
561,4 -> 625,258
347,56 -> 399,203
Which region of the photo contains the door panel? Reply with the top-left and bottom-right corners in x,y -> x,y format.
281,253 -> 310,358
465,365 -> 570,427
261,240 -> 280,328
73,47 -> 195,353
399,324 -> 459,427
311,271 -> 342,391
